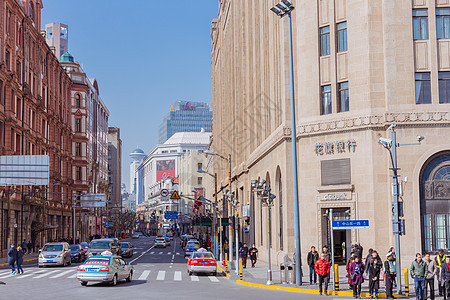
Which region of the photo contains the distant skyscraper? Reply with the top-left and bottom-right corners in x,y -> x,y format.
129,148 -> 146,194
158,101 -> 212,143
45,23 -> 68,59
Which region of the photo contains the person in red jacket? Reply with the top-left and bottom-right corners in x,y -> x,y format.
315,253 -> 331,296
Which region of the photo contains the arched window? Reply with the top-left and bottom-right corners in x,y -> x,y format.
75,94 -> 81,108
421,152 -> 450,252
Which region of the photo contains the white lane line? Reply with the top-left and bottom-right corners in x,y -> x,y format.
150,252 -> 155,254
0,273 -> 14,279
158,252 -> 163,255
34,270 -> 60,278
138,270 -> 151,280
169,266 -> 172,268
0,270 -> 12,276
68,273 -> 78,278
50,270 -> 74,278
130,244 -> 155,264
167,252 -> 171,255
172,254 -> 175,259
191,275 -> 199,281
156,270 -> 165,281
142,251 -> 146,255
174,271 -> 182,281
16,271 -> 42,278
209,276 -> 219,282
176,252 -> 180,255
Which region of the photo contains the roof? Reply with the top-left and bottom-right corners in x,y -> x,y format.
60,52 -> 74,63
164,132 -> 211,145
131,148 -> 145,154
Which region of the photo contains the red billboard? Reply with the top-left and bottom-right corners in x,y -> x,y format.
156,160 -> 175,181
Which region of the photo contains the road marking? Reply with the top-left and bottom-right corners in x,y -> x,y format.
150,252 -> 155,254
16,271 -> 42,278
50,270 -> 74,278
168,252 -> 171,255
68,273 -> 78,278
142,251 -> 146,255
159,252 -> 163,254
169,266 -> 172,268
0,270 -> 11,276
0,273 -> 14,279
191,275 -> 199,281
156,271 -> 165,281
34,270 -> 60,278
138,270 -> 151,280
130,244 -> 155,264
172,255 -> 175,259
176,252 -> 180,255
174,271 -> 182,281
209,276 -> 219,282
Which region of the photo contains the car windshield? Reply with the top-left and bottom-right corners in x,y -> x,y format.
80,243 -> 89,248
90,241 -> 110,249
120,243 -> 129,249
156,239 -> 165,242
42,245 -> 63,252
70,246 -> 79,251
85,257 -> 110,265
193,252 -> 214,259
187,242 -> 200,248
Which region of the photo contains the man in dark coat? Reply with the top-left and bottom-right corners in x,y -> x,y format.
7,243 -> 17,275
249,244 -> 258,267
307,246 -> 320,284
441,256 -> 450,300
385,252 -> 396,299
239,243 -> 249,268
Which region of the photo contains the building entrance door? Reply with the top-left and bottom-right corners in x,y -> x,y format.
322,207 -> 351,265
333,229 -> 350,264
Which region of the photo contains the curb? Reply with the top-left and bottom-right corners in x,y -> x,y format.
234,279 -> 405,298
0,258 -> 37,267
217,265 -> 230,279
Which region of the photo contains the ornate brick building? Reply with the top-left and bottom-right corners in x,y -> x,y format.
0,0 -> 74,255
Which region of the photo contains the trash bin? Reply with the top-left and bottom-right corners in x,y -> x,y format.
280,263 -> 286,284
287,262 -> 296,284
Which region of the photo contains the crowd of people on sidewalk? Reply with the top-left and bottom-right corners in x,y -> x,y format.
307,242 -> 450,299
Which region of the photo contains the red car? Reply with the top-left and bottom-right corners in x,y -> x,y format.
187,248 -> 217,276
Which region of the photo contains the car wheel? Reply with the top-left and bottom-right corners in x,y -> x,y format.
213,271 -> 217,276
80,281 -> 88,286
188,271 -> 192,276
126,271 -> 133,282
111,274 -> 118,286
38,265 -> 42,268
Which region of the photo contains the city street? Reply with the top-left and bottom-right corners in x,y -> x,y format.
0,237 -> 341,300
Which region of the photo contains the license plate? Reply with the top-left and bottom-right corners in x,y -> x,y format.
86,268 -> 97,272
200,262 -> 208,264
46,260 -> 53,262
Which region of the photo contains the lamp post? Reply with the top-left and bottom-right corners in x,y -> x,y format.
204,150 -> 234,268
379,123 -> 424,295
252,178 -> 276,285
270,0 -> 302,285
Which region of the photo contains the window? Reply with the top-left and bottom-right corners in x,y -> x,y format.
75,118 -> 81,132
320,85 -> 332,115
320,26 -> 330,56
75,142 -> 82,157
47,27 -> 52,38
61,27 -> 67,40
5,50 -> 10,70
439,72 -> 450,103
415,73 -> 431,104
337,82 -> 349,112
29,3 -> 34,21
197,177 -> 202,185
336,22 -> 347,52
76,166 -> 82,181
75,94 -> 81,108
197,163 -> 203,170
437,8 -> 450,39
413,9 -> 429,40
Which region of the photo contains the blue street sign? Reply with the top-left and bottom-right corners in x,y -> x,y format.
332,220 -> 369,229
105,221 -> 110,228
164,211 -> 178,220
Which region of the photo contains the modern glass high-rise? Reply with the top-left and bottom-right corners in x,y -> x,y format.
158,101 -> 212,143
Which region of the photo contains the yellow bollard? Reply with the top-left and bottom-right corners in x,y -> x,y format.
404,268 -> 409,297
225,253 -> 228,271
239,258 -> 243,280
334,264 -> 339,291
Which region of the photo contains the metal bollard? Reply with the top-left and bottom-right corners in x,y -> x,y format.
225,253 -> 228,271
239,258 -> 243,280
280,263 -> 286,284
334,264 -> 339,291
287,262 -> 296,284
404,268 -> 409,297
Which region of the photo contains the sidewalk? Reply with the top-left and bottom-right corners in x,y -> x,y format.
218,262 -> 411,299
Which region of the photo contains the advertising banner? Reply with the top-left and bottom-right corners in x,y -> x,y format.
156,160 -> 175,181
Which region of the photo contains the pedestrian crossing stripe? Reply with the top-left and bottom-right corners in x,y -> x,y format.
156,270 -> 165,280
138,270 -> 151,280
174,271 -> 182,281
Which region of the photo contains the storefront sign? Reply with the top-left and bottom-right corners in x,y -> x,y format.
315,139 -> 356,156
320,192 -> 352,201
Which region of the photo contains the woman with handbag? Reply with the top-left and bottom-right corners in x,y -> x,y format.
350,256 -> 365,299
369,258 -> 381,298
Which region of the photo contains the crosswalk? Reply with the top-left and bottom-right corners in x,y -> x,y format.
0,267 -> 223,283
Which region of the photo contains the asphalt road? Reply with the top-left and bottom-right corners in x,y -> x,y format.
0,236 -> 354,299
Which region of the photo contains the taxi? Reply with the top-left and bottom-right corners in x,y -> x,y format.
187,248 -> 217,276
184,240 -> 201,258
77,251 -> 134,286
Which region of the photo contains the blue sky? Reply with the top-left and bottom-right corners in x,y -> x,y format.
41,0 -> 218,191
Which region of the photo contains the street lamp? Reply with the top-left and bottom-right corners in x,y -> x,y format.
204,150 -> 234,270
270,0 -> 302,285
252,179 -> 276,285
378,123 -> 424,295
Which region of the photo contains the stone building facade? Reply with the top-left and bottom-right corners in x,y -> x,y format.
210,0 -> 450,271
0,0 -> 74,255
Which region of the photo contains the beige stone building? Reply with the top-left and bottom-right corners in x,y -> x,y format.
210,0 -> 450,270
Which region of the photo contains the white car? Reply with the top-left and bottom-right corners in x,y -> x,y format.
187,249 -> 217,276
155,237 -> 167,248
39,242 -> 72,267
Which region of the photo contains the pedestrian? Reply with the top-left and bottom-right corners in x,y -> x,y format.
411,253 -> 427,300
307,246 -> 319,284
424,252 -> 437,300
352,242 -> 363,260
389,247 -> 398,288
7,243 -> 17,275
435,249 -> 446,297
368,258 -> 381,299
249,244 -> 258,267
346,252 -> 356,289
322,245 -> 331,263
223,240 -> 229,258
16,246 -> 24,274
21,240 -> 27,255
370,250 -> 383,269
315,253 -> 331,296
385,252 -> 396,299
365,248 -> 374,271
350,256 -> 365,299
239,243 -> 249,268
441,256 -> 450,300
27,241 -> 32,254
